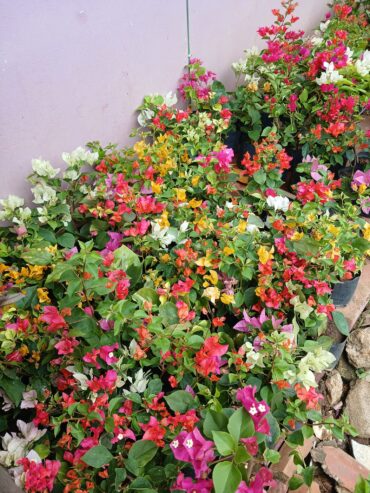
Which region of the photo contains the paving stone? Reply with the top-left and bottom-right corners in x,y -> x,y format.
351,440 -> 370,469
311,446 -> 370,492
272,437 -> 315,480
325,370 -> 343,406
345,380 -> 370,438
346,327 -> 370,369
337,261 -> 370,331
0,467 -> 23,493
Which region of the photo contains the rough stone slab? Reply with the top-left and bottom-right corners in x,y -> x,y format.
345,380 -> 370,438
272,437 -> 315,480
311,446 -> 369,492
270,480 -> 289,493
0,467 -> 23,493
351,440 -> 370,470
346,327 -> 370,369
336,261 -> 370,331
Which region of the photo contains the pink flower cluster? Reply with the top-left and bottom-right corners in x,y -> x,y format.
170,427 -> 215,478
18,458 -> 60,493
236,386 -> 271,434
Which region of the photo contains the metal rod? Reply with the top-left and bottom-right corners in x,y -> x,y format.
186,0 -> 191,65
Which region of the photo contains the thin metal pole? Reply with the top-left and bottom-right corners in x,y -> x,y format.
186,0 -> 191,66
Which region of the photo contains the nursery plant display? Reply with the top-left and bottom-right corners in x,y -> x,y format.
0,1 -> 369,493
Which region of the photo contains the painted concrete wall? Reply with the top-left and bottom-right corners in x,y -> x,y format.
0,0 -> 328,199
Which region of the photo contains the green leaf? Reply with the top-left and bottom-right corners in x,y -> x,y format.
288,476 -> 304,490
132,288 -> 159,306
115,468 -> 127,490
303,466 -> 315,486
57,233 -> 75,248
164,390 -> 195,413
203,410 -> 228,439
81,445 -> 113,468
264,449 -> 281,464
34,443 -> 50,459
0,377 -> 25,406
158,302 -> 179,326
113,245 -> 142,286
227,408 -> 254,442
21,248 -> 52,265
213,461 -> 242,493
299,88 -> 308,103
355,477 -> 370,493
332,311 -> 349,337
286,429 -> 304,447
212,431 -> 237,456
127,440 -> 158,469
253,169 -> 266,185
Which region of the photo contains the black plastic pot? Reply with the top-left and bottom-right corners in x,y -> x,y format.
332,274 -> 360,307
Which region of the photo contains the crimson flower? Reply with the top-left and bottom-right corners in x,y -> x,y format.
40,306 -> 68,332
194,336 -> 228,377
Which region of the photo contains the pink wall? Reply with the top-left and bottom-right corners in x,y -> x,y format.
0,0 -> 328,199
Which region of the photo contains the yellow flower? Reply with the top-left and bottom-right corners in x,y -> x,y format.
203,287 -> 220,304
313,230 -> 323,241
220,293 -> 234,305
37,288 -> 51,304
194,216 -> 209,232
263,82 -> 271,93
28,265 -> 46,280
247,82 -> 258,92
203,270 -> 218,287
46,245 -> 58,255
158,210 -> 170,228
307,213 -> 316,222
196,252 -> 213,267
181,151 -> 190,163
364,223 -> 370,241
237,220 -> 247,233
188,198 -> 203,209
133,140 -> 146,159
161,254 -> 170,263
255,286 -> 262,297
327,225 -> 339,236
290,231 -> 304,241
151,181 -> 161,194
191,175 -> 200,186
257,246 -> 274,265
223,246 -> 234,256
19,345 -> 29,356
359,184 -> 367,195
175,189 -> 187,202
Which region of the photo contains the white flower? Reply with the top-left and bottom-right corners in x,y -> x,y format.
266,195 -> 290,212
0,390 -> 14,412
0,195 -> 24,211
316,62 -> 343,85
150,222 -> 178,249
355,50 -> 370,76
180,221 -> 189,233
345,47 -> 353,64
164,91 -> 177,107
247,223 -> 258,234
66,366 -> 90,390
244,46 -> 260,59
0,433 -> 27,467
138,108 -> 155,127
311,34 -> 324,46
20,390 -> 38,409
31,182 -> 57,205
62,147 -> 98,167
128,369 -> 150,394
17,420 -> 46,443
63,168 -> 80,181
225,201 -> 236,210
320,20 -> 330,32
297,368 -> 317,389
31,159 -> 60,179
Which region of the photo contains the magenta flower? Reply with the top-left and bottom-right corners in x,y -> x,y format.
236,386 -> 270,435
236,467 -> 276,493
352,170 -> 370,187
240,436 -> 258,456
234,309 -> 292,337
170,427 -> 215,479
172,473 -> 213,493
99,343 -> 119,365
